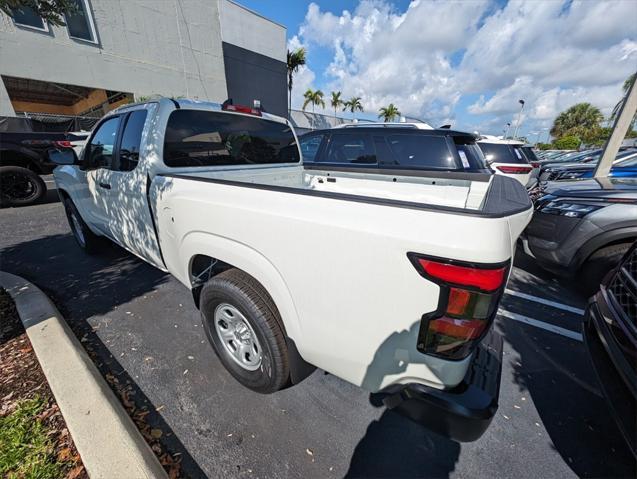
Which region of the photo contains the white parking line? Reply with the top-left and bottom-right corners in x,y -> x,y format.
505,289 -> 585,315
498,308 -> 583,342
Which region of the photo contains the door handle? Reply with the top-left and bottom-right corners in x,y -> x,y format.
98,182 -> 111,189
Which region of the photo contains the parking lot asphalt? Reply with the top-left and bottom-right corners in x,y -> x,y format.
1,188 -> 635,479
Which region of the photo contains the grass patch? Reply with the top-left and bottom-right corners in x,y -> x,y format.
0,396 -> 66,479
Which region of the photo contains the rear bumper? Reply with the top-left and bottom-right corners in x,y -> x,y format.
381,328 -> 503,442
583,296 -> 637,457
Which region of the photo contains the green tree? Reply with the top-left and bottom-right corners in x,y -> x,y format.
378,103 -> 401,122
343,97 -> 364,120
552,135 -> 581,150
286,48 -> 306,118
330,91 -> 343,117
0,0 -> 76,26
610,72 -> 636,126
302,89 -> 325,113
550,103 -> 603,139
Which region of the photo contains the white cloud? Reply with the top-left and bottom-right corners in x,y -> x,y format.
294,0 -> 637,134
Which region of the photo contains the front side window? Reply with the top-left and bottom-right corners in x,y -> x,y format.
11,5 -> 47,31
164,110 -> 300,167
114,110 -> 148,172
325,133 -> 376,164
387,134 -> 456,169
65,0 -> 97,42
87,116 -> 120,169
299,134 -> 324,162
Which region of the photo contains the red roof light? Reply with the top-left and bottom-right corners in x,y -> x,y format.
222,104 -> 262,116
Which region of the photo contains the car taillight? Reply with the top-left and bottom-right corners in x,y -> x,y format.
408,254 -> 509,360
496,165 -> 532,174
54,140 -> 73,148
531,162 -> 540,168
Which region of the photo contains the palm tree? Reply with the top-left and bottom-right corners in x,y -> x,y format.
378,104 -> 401,122
610,72 -> 636,127
302,89 -> 326,112
550,102 -> 603,139
330,91 -> 343,117
287,48 -> 306,118
343,97 -> 364,120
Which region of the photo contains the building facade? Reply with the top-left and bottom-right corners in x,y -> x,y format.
0,0 -> 287,120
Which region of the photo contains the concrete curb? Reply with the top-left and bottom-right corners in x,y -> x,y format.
1,271 -> 168,479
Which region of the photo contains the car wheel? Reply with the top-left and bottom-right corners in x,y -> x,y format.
200,268 -> 290,393
62,198 -> 104,254
580,243 -> 632,296
0,166 -> 46,207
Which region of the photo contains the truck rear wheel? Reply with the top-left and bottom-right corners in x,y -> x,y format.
200,269 -> 290,393
62,198 -> 103,254
0,166 -> 46,207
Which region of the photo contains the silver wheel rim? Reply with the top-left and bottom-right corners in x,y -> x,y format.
70,212 -> 85,246
213,303 -> 262,371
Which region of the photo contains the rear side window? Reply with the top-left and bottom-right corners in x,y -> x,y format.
115,110 -> 148,172
479,143 -> 528,164
164,110 -> 300,167
299,134 -> 324,162
521,146 -> 539,163
387,134 -> 456,169
453,136 -> 489,171
325,133 -> 376,164
87,116 -> 120,169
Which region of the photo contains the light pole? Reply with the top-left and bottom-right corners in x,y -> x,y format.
503,122 -> 511,139
542,127 -> 550,145
512,99 -> 525,139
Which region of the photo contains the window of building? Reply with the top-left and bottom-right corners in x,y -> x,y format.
11,5 -> 48,32
325,133 -> 376,164
65,0 -> 98,43
164,110 -> 300,167
115,110 -> 148,172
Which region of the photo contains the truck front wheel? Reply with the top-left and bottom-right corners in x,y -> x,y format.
0,166 -> 46,207
200,269 -> 290,393
62,198 -> 103,254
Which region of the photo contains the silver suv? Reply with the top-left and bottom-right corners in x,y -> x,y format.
523,177 -> 637,295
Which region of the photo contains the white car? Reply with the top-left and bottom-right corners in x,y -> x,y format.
478,136 -> 538,188
50,98 -> 532,441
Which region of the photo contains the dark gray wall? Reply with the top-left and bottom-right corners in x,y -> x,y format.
222,42 -> 287,118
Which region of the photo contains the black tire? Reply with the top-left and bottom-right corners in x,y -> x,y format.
200,268 -> 290,393
580,243 -> 631,296
62,198 -> 104,254
0,166 -> 46,207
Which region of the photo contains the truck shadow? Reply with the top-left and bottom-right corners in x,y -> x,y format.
0,233 -> 207,478
348,322 -> 460,478
346,393 -> 460,478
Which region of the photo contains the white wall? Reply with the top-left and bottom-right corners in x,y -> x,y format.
219,0 -> 286,62
0,0 -> 229,104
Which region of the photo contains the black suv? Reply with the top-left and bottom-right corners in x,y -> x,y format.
583,241 -> 637,457
298,125 -> 490,174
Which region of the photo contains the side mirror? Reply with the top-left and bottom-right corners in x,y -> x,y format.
47,148 -> 78,166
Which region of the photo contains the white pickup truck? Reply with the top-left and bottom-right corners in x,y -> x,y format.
51,98 -> 533,441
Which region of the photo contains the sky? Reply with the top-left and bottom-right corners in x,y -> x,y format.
239,0 -> 637,140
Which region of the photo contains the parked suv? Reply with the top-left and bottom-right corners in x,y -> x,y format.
583,241 -> 636,457
524,178 -> 637,294
477,136 -> 538,188
0,130 -> 88,206
299,125 -> 491,174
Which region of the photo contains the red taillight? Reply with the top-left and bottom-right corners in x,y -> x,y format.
531,162 -> 540,168
54,140 -> 73,148
409,254 -> 509,360
496,165 -> 532,174
417,259 -> 507,292
222,104 -> 262,116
